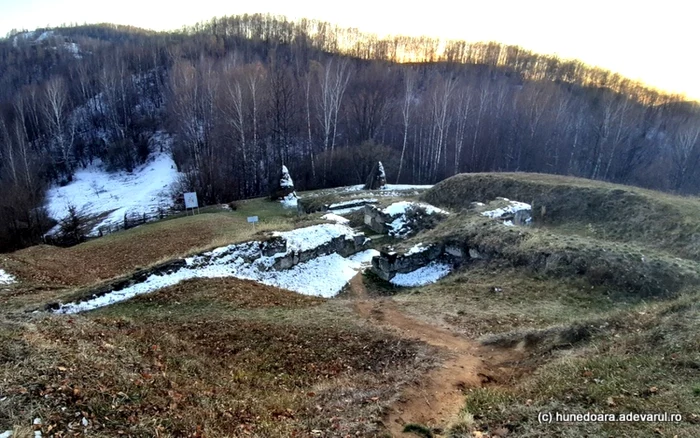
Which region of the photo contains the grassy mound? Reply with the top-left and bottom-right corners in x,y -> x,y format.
452,292 -> 700,437
0,278 -> 435,437
422,173 -> 700,261
422,215 -> 699,296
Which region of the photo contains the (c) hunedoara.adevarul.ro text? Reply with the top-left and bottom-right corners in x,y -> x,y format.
538,412 -> 683,423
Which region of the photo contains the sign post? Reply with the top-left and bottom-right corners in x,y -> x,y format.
247,215 -> 259,232
184,192 -> 199,215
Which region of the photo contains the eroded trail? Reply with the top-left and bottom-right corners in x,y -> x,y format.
348,274 -> 520,437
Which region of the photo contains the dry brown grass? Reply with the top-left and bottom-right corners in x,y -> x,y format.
1,210 -> 297,290
0,278 -> 435,437
128,278 -> 326,309
5,175 -> 699,437
451,291 -> 700,437
384,266 -> 623,339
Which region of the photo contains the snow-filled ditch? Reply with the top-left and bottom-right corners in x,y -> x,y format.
54,224 -> 379,314
389,261 -> 452,287
46,151 -> 179,236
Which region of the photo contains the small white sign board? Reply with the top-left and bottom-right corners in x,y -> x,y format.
247,216 -> 259,223
184,192 -> 199,209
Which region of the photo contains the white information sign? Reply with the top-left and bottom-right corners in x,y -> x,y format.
184,192 -> 199,209
247,216 -> 259,223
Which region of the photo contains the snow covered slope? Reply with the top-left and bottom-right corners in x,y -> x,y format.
46,153 -> 179,235
54,224 -> 380,313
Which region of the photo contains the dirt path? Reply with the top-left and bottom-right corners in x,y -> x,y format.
348,274 -> 520,437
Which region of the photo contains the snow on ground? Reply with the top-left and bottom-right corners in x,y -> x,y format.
274,223 -> 357,252
383,201 -> 448,217
328,198 -> 378,209
0,269 -> 16,285
63,42 -> 81,58
321,213 -> 350,224
384,184 -> 433,190
348,249 -> 380,267
46,152 -> 179,236
381,201 -> 449,238
481,200 -> 531,219
55,225 -> 376,313
340,184 -> 433,192
328,205 -> 364,215
257,253 -> 361,296
36,31 -> 54,41
280,192 -> 298,208
405,243 -> 429,255
390,261 -> 452,287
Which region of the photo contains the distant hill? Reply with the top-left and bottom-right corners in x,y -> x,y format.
0,14 -> 699,251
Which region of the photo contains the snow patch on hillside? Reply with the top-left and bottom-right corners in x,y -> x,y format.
54,224 -> 377,313
36,31 -> 54,41
342,184 -> 433,192
322,213 -> 350,224
63,42 -> 82,58
273,223 -> 357,252
390,262 -> 451,287
380,201 -> 449,238
481,200 -> 531,219
383,201 -> 447,217
46,152 -> 179,236
0,269 -> 16,285
406,243 -> 430,255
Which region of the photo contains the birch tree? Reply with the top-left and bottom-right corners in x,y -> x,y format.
43,77 -> 75,179
396,69 -> 415,183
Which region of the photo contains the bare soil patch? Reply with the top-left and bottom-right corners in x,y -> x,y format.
348,274 -> 523,436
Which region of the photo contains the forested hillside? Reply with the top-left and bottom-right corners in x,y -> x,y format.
1,14 -> 699,250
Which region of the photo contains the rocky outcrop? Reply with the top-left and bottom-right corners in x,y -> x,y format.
271,234 -> 369,270
364,204 -> 393,234
513,209 -> 532,226
364,202 -> 449,237
371,244 -> 444,281
480,199 -> 532,226
271,165 -> 296,200
364,161 -> 387,190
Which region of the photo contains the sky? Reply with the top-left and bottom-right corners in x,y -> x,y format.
1,0 -> 698,100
